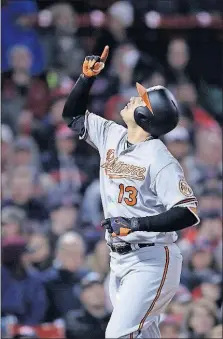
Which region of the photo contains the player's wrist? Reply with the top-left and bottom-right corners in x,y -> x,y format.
80,73 -> 87,79
79,74 -> 96,89
135,217 -> 151,232
130,217 -> 148,232
80,73 -> 94,81
81,72 -> 96,79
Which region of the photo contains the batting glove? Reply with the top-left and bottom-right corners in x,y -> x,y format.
101,217 -> 140,237
82,45 -> 109,77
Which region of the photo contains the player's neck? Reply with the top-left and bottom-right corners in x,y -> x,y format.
127,126 -> 150,144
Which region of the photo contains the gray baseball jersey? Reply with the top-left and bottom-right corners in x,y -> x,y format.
76,111 -> 197,245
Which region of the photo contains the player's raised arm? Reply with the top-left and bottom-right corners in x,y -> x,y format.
62,46 -> 109,126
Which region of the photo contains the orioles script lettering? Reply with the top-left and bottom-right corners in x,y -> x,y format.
101,149 -> 146,181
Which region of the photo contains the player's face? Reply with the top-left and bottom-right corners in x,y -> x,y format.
120,96 -> 146,126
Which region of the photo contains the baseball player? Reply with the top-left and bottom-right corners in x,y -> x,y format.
62,46 -> 200,338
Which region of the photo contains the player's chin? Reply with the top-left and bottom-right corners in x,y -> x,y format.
121,107 -> 135,125
120,107 -> 125,117
120,106 -> 128,119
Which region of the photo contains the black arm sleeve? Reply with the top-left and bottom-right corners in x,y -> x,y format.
138,207 -> 199,232
62,74 -> 95,126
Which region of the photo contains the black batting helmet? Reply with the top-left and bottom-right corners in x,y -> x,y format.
134,83 -> 179,137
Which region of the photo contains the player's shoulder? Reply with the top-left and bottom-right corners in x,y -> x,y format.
147,138 -> 167,151
105,120 -> 127,143
147,138 -> 176,162
147,139 -> 179,173
87,111 -> 126,134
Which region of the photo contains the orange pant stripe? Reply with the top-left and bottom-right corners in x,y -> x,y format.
138,246 -> 170,332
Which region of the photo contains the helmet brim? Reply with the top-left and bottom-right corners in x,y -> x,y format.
136,82 -> 154,115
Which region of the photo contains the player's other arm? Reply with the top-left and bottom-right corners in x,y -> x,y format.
62,46 -> 109,127
102,206 -> 199,236
137,205 -> 199,233
138,161 -> 200,232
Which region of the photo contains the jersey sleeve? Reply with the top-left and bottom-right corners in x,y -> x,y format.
151,161 -> 198,210
70,111 -> 115,154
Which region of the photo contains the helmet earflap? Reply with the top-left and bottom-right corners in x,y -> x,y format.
134,106 -> 154,133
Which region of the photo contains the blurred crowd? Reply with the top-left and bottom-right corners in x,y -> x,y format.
1,0 -> 222,338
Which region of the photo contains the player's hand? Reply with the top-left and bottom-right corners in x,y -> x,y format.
101,217 -> 140,237
82,45 -> 109,77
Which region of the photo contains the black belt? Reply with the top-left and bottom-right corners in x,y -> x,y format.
109,242 -> 155,255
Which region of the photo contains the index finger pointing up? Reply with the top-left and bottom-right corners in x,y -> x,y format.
100,45 -> 109,63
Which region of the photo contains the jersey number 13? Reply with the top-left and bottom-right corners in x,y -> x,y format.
118,184 -> 138,206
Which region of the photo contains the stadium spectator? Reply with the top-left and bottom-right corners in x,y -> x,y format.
159,317 -> 181,338
65,272 -> 111,339
48,193 -> 80,250
182,126 -> 222,193
1,124 -> 14,170
165,284 -> 192,322
107,1 -> 134,43
13,136 -> 42,176
32,94 -> 67,153
185,299 -> 219,338
43,232 -> 89,321
81,179 -> 102,227
1,124 -> 15,200
2,45 -> 48,133
86,240 -> 110,279
1,0 -> 44,75
42,125 -> 82,194
181,243 -> 220,291
17,109 -> 34,136
26,233 -> 52,275
111,43 -> 140,98
198,187 -> 222,212
166,38 -> 191,87
196,278 -> 222,307
2,167 -> 49,224
43,3 -> 85,80
2,236 -> 47,325
2,206 -> 26,239
164,126 -> 192,163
